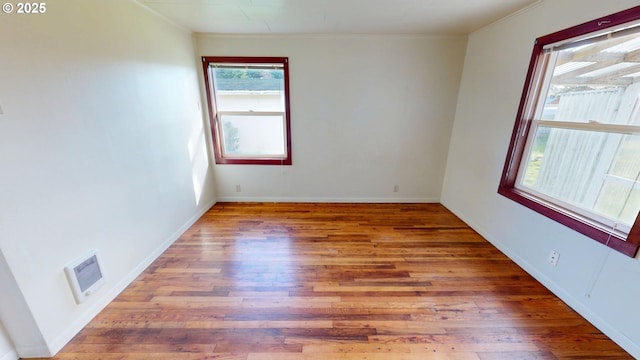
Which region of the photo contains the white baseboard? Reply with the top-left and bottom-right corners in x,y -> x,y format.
441,202 -> 640,359
13,344 -> 51,359
47,198 -> 217,356
0,350 -> 18,360
215,196 -> 440,203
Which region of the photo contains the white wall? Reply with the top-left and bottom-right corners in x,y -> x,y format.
442,1 -> 640,357
197,34 -> 467,202
0,0 -> 215,357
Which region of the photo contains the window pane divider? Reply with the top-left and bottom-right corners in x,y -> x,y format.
533,119 -> 640,134
218,111 -> 285,117
603,174 -> 640,188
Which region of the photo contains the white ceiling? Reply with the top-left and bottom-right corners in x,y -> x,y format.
139,0 -> 540,36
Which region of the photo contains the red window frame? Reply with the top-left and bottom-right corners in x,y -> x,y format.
498,6 -> 640,257
202,56 -> 292,165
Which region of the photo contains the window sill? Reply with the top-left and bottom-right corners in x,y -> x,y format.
214,157 -> 292,165
498,186 -> 639,257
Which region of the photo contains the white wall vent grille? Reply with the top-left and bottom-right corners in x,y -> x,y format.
64,250 -> 105,304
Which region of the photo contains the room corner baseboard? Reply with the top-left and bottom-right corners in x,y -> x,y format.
0,350 -> 19,360
46,198 -> 217,356
440,202 -> 640,359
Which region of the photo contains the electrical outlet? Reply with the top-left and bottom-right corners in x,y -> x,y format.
393,185 -> 399,193
547,250 -> 560,266
235,185 -> 241,192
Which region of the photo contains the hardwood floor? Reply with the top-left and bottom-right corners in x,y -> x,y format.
42,203 -> 632,359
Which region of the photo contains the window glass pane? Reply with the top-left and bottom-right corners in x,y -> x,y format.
220,114 -> 285,157
203,57 -> 291,165
595,134 -> 640,225
595,180 -> 640,226
212,67 -> 285,112
520,27 -> 640,232
542,30 -> 640,125
522,128 -> 640,228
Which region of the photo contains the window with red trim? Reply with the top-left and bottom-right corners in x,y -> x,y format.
202,57 -> 292,165
499,6 -> 640,257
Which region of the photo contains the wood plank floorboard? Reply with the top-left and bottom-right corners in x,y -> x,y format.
36,203 -> 632,359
